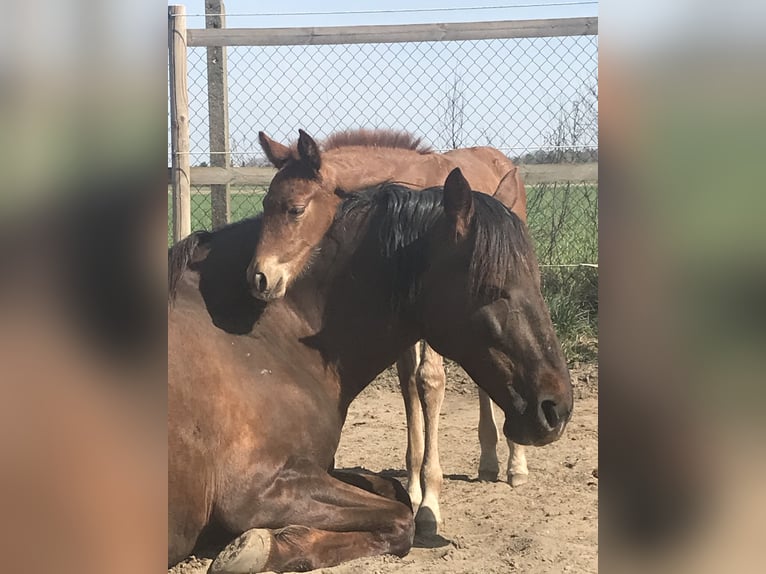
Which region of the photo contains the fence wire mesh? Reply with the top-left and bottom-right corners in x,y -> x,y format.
169,24 -> 598,358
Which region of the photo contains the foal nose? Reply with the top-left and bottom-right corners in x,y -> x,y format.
252,271 -> 268,294
538,397 -> 570,432
247,261 -> 270,296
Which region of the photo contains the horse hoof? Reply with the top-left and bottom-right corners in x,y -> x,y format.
414,507 -> 441,536
209,528 -> 273,574
509,472 -> 529,488
478,470 -> 499,482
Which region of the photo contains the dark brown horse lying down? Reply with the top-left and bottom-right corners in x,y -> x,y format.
168,169 -> 573,572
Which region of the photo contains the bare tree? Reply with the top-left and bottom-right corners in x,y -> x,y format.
542,76 -> 598,163
230,136 -> 270,167
229,136 -> 243,167
441,74 -> 466,150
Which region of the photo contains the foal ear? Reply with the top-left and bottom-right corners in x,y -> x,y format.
492,167 -> 524,215
443,168 -> 474,240
259,132 -> 292,169
297,129 -> 322,173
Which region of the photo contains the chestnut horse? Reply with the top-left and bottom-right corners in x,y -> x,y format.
168,170 -> 573,572
251,128 -> 532,533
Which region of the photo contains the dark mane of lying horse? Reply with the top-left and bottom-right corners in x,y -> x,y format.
321,129 -> 432,154
339,184 -> 536,301
168,230 -> 212,305
169,218 -> 269,333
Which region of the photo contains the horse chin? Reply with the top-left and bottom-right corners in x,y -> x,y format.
502,419 -> 560,448
251,289 -> 275,302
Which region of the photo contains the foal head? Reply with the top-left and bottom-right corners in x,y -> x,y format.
249,130 -> 343,300
248,129 -> 526,301
417,169 -> 573,446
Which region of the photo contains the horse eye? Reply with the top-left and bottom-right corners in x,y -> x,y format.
288,205 -> 306,216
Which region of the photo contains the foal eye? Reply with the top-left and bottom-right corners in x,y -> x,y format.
287,205 -> 306,217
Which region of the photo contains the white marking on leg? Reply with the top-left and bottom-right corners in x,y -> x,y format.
507,437 -> 529,487
396,344 -> 423,513
415,344 -> 445,534
477,389 -> 500,481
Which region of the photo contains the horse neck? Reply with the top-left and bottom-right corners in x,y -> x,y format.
285,212 -> 424,406
322,147 -> 437,190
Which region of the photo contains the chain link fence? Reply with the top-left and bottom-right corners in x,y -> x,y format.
169,18 -> 598,359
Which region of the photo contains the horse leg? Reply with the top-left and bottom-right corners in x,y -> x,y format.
330,468 -> 411,509
396,344 -> 424,514
414,343 -> 445,535
211,458 -> 414,573
213,525 -> 405,574
479,401 -> 529,486
477,389 -> 500,481
506,438 -> 529,487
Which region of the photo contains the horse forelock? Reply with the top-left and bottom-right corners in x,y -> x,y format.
273,157 -> 323,184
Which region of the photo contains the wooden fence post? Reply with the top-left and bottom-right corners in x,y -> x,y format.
169,4 -> 191,241
206,0 -> 231,229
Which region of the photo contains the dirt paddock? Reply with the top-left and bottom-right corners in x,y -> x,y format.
171,362 -> 598,574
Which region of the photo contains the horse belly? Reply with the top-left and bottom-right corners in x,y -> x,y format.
168,452 -> 212,564
238,377 -> 342,469
168,318 -> 232,562
167,402 -> 217,564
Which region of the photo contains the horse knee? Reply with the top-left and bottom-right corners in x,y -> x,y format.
415,363 -> 445,394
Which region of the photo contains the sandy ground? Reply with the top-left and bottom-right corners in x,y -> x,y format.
171,362 -> 598,573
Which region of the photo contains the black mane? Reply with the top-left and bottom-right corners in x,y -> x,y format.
168,230 -> 212,304
168,217 -> 266,333
338,184 -> 536,302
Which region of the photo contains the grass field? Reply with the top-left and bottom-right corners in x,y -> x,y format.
167,182 -> 597,262
166,185 -> 268,243
526,182 -> 598,266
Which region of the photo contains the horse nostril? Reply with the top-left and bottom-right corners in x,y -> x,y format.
253,272 -> 268,293
540,400 -> 560,430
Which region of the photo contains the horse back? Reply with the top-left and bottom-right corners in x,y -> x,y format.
443,147 -> 517,191
443,147 -> 527,220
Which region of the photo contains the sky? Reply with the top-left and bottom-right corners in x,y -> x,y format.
169,1 -> 599,165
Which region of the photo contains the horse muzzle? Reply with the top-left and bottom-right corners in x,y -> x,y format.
247,260 -> 288,301
503,394 -> 572,447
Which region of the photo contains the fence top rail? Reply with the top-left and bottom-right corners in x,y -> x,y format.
182,162 -> 598,187
186,16 -> 597,47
